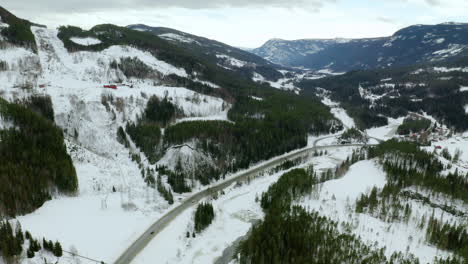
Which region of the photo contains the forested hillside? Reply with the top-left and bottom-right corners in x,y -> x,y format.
0,98 -> 77,217
300,59 -> 468,130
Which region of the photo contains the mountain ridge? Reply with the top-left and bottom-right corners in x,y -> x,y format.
252,22 -> 468,72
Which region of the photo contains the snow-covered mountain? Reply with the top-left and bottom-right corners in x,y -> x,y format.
252,23 -> 468,72
127,24 -> 286,82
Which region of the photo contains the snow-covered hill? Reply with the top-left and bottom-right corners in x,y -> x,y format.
0,23 -> 231,263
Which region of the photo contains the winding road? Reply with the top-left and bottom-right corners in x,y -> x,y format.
114,136 -> 375,264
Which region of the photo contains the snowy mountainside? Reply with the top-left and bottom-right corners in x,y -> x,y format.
300,57 -> 468,131
252,22 -> 468,72
0,21 -> 231,263
126,24 -> 286,82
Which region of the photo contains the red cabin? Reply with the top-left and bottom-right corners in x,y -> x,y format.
103,85 -> 117,89
435,146 -> 442,149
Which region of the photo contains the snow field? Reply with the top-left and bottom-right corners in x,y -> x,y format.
70,37 -> 102,46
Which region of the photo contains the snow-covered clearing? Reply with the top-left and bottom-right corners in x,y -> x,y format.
216,54 -> 248,68
320,96 -> 355,128
252,72 -> 299,92
70,37 -> 102,46
422,136 -> 468,172
297,160 -> 453,263
460,86 -> 468,92
159,33 -> 200,45
316,68 -> 345,75
365,117 -> 405,141
433,66 -> 468,73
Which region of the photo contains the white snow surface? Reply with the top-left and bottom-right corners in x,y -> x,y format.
70,37 -> 102,46
252,72 -> 299,92
321,97 -> 355,128
434,66 -> 468,73
216,54 -> 248,68
365,117 -> 405,141
460,86 -> 468,92
159,33 -> 200,44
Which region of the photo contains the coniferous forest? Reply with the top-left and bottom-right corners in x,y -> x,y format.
0,98 -> 78,217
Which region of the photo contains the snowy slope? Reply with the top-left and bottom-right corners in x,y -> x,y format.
0,26 -> 232,264
134,146 -> 358,264
297,160 -> 453,263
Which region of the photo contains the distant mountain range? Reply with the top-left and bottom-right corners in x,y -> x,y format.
252,23 -> 468,72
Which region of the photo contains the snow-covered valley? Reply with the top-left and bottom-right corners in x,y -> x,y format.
0,11 -> 467,264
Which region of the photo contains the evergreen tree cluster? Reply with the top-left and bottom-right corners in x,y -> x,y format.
17,95 -> 55,123
110,57 -> 154,79
368,140 -> 468,202
237,206 -> 421,264
0,221 -> 63,262
0,99 -> 78,217
125,95 -> 183,164
397,117 -> 431,135
0,6 -> 38,52
156,174 -> 174,204
426,213 -> 468,261
260,168 -> 319,211
194,202 -> 215,233
126,122 -> 162,164
339,127 -> 366,143
42,238 -> 62,258
144,95 -> 182,127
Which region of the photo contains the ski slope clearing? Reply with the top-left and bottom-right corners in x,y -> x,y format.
298,160 -> 453,263
70,37 -> 102,46
320,96 -> 355,128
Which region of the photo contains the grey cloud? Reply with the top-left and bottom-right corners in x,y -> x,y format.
376,16 -> 395,23
425,0 -> 440,5
3,0 -> 335,14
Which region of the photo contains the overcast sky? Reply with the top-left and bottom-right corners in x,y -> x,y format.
3,0 -> 468,47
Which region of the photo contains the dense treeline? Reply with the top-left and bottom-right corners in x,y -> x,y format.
144,95 -> 183,127
18,95 -> 55,122
0,221 -> 64,263
368,140 -> 467,202
397,117 -> 431,135
0,99 -> 77,217
260,168 -> 318,211
426,213 -> 468,260
0,6 -> 38,52
125,95 -> 182,163
194,202 -> 215,233
110,57 -> 154,79
237,206 -> 420,264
